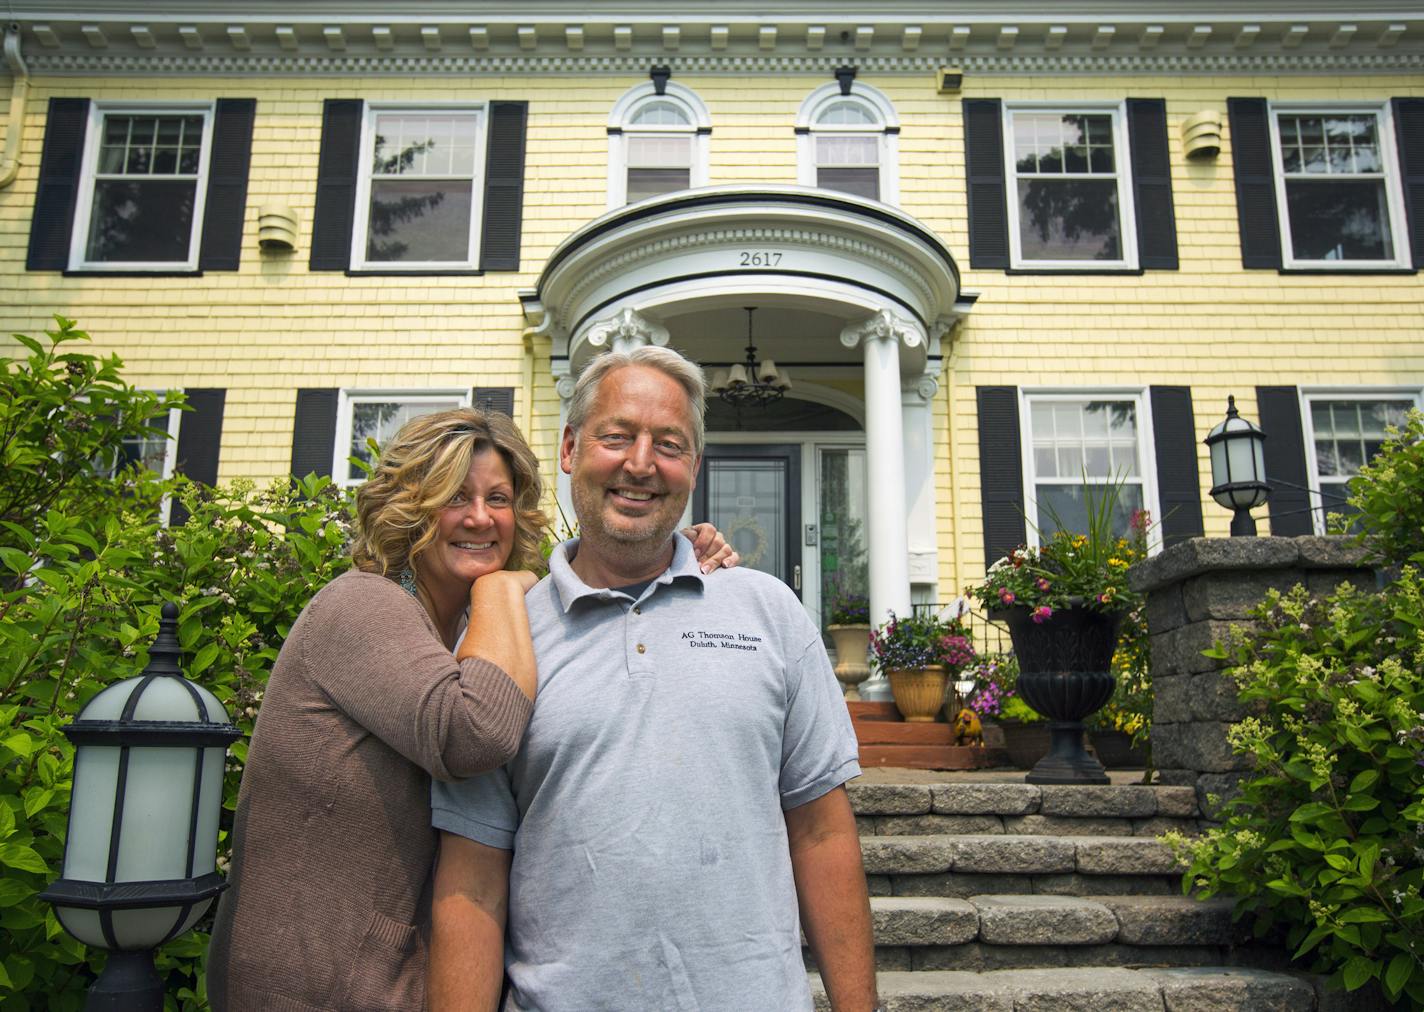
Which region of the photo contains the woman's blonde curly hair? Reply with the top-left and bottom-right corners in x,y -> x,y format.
350,408 -> 548,579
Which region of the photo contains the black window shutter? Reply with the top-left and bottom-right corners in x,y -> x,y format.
1127,99 -> 1178,270
198,99 -> 257,271
473,387 -> 515,417
1227,98 -> 1283,269
1255,386 -> 1312,536
170,388 -> 227,526
290,388 -> 340,479
976,386 -> 1026,570
27,98 -> 91,271
309,100 -> 363,271
479,101 -> 529,271
963,99 -> 1009,270
1391,97 -> 1424,269
1148,386 -> 1203,546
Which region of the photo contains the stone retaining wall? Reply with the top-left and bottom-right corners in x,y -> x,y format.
1127,536 -> 1374,818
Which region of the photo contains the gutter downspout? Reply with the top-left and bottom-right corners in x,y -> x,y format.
0,24 -> 29,190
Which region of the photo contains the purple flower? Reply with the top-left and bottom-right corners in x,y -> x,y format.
998,588 -> 1016,605
1031,605 -> 1053,624
1036,577 -> 1050,592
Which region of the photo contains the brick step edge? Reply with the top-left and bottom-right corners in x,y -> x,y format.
808,966 -> 1378,1012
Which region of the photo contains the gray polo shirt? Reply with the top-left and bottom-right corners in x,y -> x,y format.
432,535 -> 861,1012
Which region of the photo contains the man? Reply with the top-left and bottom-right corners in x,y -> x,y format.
429,346 -> 878,1012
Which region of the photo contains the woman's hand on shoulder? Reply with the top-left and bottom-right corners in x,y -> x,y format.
682,523 -> 741,575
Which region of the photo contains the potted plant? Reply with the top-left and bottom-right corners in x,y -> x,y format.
964,653 -> 1052,767
1085,603 -> 1152,774
870,610 -> 976,722
969,485 -> 1150,783
825,583 -> 872,699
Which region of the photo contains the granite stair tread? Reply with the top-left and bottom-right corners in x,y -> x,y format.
811,966 -> 1325,1011
860,833 -> 1185,877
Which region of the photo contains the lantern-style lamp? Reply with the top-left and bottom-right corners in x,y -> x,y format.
1204,395 -> 1271,536
41,603 -> 241,1010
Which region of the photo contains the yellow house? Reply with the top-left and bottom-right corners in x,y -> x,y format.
3,1 -> 1422,641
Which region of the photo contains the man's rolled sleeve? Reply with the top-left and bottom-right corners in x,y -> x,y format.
431,766 -> 519,850
779,632 -> 861,809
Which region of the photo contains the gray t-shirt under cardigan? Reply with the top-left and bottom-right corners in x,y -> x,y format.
433,535 -> 861,1012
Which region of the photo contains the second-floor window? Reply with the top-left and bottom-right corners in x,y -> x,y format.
72,105 -> 214,270
352,107 -> 486,270
797,83 -> 899,203
608,84 -> 710,208
1005,104 -> 1136,269
1270,106 -> 1410,268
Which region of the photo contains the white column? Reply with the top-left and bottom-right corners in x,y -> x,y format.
901,374 -> 939,591
553,370 -> 576,534
841,310 -> 915,627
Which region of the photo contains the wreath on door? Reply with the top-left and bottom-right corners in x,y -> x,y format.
724,515 -> 769,569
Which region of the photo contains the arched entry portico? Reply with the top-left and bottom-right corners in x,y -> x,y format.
521,185 -> 969,629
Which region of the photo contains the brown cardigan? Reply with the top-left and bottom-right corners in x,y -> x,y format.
207,569 -> 532,1012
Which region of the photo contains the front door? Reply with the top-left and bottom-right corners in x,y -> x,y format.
694,444 -> 802,597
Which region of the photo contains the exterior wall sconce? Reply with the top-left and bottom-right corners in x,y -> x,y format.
1205,395 -> 1271,536
1182,110 -> 1222,159
257,204 -> 299,252
937,66 -> 963,94
41,603 -> 241,1009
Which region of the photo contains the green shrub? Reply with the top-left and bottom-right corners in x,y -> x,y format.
1170,409 -> 1424,1007
1,318 -> 353,1009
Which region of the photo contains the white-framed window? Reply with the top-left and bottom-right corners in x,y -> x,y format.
351,105 -> 487,270
333,390 -> 472,486
69,103 -> 215,271
607,83 -> 710,208
796,83 -> 899,203
1301,388 -> 1423,533
1003,102 -> 1137,269
94,404 -> 182,481
1019,390 -> 1161,547
1268,103 -> 1411,269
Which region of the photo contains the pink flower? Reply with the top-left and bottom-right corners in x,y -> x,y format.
998,588 -> 1016,605
1036,577 -> 1050,592
1031,605 -> 1053,624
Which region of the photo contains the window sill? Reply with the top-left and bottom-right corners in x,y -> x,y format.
61,269 -> 203,278
1276,267 -> 1417,276
1005,267 -> 1145,277
344,269 -> 486,277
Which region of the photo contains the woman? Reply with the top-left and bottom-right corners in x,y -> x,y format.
207,409 -> 732,1011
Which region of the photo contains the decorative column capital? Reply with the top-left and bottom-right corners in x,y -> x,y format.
585,307 -> 669,352
904,375 -> 939,403
555,375 -> 577,400
838,308 -> 923,350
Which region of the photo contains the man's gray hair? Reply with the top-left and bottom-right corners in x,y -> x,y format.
566,346 -> 707,456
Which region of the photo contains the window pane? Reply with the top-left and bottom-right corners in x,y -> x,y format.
350,400 -> 461,468
627,134 -> 691,168
1017,178 -> 1122,261
817,166 -> 879,200
366,180 -> 472,262
86,180 -> 196,262
1035,484 -> 1143,540
626,167 -> 691,203
1285,180 -> 1391,261
629,101 -> 691,127
816,100 -> 878,127
1312,398 -> 1413,478
817,135 -> 878,166
371,113 -> 480,177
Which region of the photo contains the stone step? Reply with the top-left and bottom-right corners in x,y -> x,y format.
860,834 -> 1185,878
861,894 -> 1234,949
811,966 -> 1329,1011
849,781 -> 1200,822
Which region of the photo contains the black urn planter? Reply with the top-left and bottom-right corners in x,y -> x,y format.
995,602 -> 1122,785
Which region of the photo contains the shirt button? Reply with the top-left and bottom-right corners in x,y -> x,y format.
636,643 -> 646,654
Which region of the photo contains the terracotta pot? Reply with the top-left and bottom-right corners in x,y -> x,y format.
827,624 -> 872,699
887,666 -> 948,723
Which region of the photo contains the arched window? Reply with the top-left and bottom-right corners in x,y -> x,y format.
608,83 -> 710,208
796,82 -> 899,203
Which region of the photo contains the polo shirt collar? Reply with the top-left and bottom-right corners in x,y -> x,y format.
548,534 -> 707,613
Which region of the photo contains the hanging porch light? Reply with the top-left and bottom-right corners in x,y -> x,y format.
709,307 -> 791,409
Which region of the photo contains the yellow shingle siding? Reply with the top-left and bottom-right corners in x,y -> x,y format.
2,71 -> 1421,602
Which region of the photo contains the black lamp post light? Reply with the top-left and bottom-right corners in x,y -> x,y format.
41,603 -> 240,1011
1205,395 -> 1271,536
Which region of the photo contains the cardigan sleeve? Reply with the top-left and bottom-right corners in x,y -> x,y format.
296,571 -> 533,781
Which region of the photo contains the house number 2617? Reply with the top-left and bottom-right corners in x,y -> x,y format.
738,251 -> 783,266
